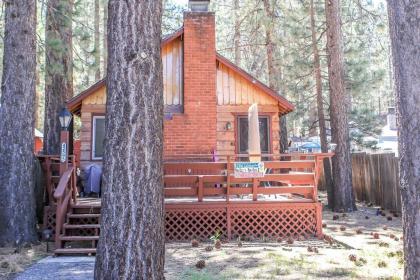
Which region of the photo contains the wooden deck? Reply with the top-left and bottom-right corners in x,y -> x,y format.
39,153 -> 332,255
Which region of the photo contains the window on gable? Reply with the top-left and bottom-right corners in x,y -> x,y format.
237,116 -> 270,154
92,116 -> 105,159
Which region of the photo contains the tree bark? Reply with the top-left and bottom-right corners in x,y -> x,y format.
44,0 -> 74,155
310,0 -> 334,208
325,0 -> 356,212
233,0 -> 241,65
102,0 -> 108,73
94,1 -> 165,279
262,0 -> 288,153
94,0 -> 101,80
0,0 -> 38,246
387,1 -> 420,279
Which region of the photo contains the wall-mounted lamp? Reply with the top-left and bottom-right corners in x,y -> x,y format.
225,122 -> 232,130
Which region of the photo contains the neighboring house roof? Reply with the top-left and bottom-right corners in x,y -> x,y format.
67,28 -> 294,115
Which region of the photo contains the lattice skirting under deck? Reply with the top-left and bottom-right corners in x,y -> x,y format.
165,202 -> 322,241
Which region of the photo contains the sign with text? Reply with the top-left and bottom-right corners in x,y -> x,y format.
234,162 -> 265,178
60,143 -> 67,163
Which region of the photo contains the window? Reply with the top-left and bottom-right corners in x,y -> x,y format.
237,116 -> 270,154
92,116 -> 105,159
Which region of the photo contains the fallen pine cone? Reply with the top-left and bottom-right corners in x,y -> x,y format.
237,241 -> 243,247
349,254 -> 357,262
387,216 -> 393,221
393,213 -> 399,217
205,246 -> 213,252
373,233 -> 380,239
340,225 -> 346,231
365,216 -> 370,220
196,260 -> 206,269
313,247 -> 319,253
191,239 -> 199,247
394,237 -> 400,241
381,212 -> 386,217
214,240 -> 222,249
307,246 -> 313,252
333,215 -> 340,220
383,225 -> 388,230
389,233 -> 395,239
287,237 -> 294,244
356,229 -> 363,234
322,223 -> 327,228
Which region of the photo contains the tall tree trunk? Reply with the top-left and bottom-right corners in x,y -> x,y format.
94,1 -> 164,279
387,1 -> 420,279
102,0 -> 108,74
0,0 -> 38,246
262,0 -> 288,153
310,0 -> 334,208
94,0 -> 101,80
325,0 -> 356,212
44,0 -> 73,155
233,0 -> 241,65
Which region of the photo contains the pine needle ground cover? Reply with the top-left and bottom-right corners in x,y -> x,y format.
164,194 -> 403,280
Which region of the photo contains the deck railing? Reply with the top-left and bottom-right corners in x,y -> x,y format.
53,166 -> 77,248
163,153 -> 332,203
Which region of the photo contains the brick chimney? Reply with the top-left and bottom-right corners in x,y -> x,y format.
182,1 -> 217,153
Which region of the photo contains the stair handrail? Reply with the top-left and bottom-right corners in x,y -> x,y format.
53,165 -> 77,249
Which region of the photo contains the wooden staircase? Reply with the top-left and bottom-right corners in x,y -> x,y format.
54,203 -> 101,255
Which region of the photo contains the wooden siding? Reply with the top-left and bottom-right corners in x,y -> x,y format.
162,38 -> 183,106
216,62 -> 278,106
81,38 -> 183,107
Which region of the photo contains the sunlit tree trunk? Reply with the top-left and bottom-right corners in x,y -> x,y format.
325,0 -> 356,212
44,0 -> 73,154
387,1 -> 420,279
94,1 -> 165,279
310,0 -> 334,208
262,0 -> 288,153
94,0 -> 101,80
233,0 -> 241,65
0,0 -> 38,246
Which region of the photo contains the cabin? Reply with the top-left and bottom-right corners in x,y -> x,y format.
67,8 -> 293,168
39,1 -> 332,255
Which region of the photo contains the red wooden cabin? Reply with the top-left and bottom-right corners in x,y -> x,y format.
39,2 -> 332,255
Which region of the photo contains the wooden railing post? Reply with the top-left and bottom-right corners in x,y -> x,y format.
198,176 -> 204,202
252,178 -> 258,201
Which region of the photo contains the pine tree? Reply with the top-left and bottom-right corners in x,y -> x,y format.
44,0 -> 74,154
94,1 -> 165,278
325,0 -> 356,212
387,1 -> 420,278
0,0 -> 38,246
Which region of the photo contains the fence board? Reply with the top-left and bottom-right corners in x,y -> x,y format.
319,152 -> 401,212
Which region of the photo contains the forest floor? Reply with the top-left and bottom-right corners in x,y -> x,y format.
165,196 -> 404,280
10,193 -> 404,280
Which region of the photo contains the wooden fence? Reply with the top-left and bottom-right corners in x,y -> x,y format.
319,152 -> 401,212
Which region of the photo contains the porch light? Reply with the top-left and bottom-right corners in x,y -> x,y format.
189,0 -> 210,12
225,121 -> 232,130
59,108 -> 72,130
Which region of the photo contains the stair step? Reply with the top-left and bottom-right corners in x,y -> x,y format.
63,223 -> 100,229
67,213 -> 101,219
59,235 -> 99,241
55,248 -> 96,255
72,204 -> 101,209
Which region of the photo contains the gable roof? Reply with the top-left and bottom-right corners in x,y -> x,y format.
67,28 -> 294,115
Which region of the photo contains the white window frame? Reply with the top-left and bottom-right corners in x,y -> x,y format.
92,115 -> 105,160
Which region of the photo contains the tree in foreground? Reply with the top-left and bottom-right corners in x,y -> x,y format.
43,0 -> 73,154
94,1 -> 165,279
0,0 -> 38,246
325,0 -> 356,212
387,1 -> 420,279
